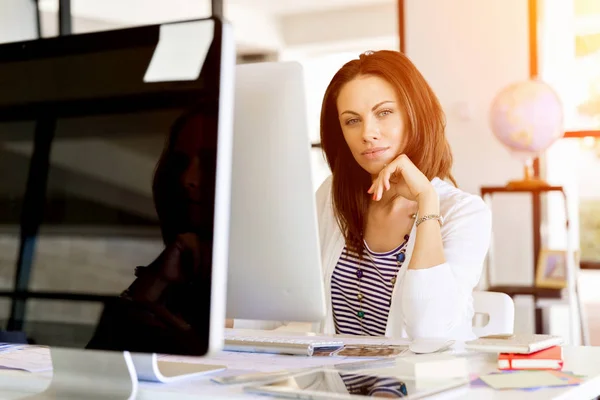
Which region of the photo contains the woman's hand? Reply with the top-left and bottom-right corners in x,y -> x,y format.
150,233 -> 204,283
368,154 -> 435,203
126,233 -> 205,303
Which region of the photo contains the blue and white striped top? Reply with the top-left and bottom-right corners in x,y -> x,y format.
331,235 -> 409,336
340,373 -> 408,397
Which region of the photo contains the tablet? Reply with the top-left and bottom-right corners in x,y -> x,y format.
245,369 -> 469,399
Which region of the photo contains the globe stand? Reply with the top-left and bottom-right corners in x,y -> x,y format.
506,161 -> 551,190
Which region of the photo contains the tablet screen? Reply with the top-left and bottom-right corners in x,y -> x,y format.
247,369 -> 468,399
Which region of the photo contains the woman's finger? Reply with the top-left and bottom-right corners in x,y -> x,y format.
371,179 -> 379,200
382,168 -> 393,191
377,179 -> 384,201
394,154 -> 418,179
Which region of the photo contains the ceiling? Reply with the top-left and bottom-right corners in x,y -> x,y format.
37,0 -> 398,55
38,0 -> 394,19
227,0 -> 394,15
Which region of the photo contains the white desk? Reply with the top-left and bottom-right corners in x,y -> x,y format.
1,346 -> 600,399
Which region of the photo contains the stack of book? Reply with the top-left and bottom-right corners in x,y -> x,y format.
465,333 -> 565,371
498,346 -> 563,370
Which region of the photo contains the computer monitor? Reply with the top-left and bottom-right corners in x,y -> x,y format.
226,61 -> 326,324
0,17 -> 235,399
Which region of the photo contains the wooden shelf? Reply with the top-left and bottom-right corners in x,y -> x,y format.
480,185 -> 568,334
580,261 -> 600,270
488,285 -> 562,300
481,186 -> 564,195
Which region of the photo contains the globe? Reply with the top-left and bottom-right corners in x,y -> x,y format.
489,80 -> 564,188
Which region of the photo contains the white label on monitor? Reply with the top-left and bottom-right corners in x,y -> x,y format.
143,20 -> 214,82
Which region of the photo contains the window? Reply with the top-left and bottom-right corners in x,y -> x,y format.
296,52 -> 360,191
540,0 -> 600,132
541,0 -> 600,266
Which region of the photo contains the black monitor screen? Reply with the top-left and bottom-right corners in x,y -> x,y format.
0,17 -> 226,356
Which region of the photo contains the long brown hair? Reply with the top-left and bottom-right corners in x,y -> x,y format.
319,50 -> 455,255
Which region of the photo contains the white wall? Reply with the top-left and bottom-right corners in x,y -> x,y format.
0,0 -> 37,44
280,3 -> 397,49
40,11 -> 123,37
295,52 -> 358,192
405,0 -> 534,331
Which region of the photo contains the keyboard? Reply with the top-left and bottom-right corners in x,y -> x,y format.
224,336 -> 345,356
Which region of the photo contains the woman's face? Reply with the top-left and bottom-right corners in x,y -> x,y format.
171,114 -> 217,233
336,75 -> 406,177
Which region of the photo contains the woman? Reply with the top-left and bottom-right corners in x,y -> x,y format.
316,49 -> 491,341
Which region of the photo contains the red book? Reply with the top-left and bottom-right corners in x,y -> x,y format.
498,346 -> 563,370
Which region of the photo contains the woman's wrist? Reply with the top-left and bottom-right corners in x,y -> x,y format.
416,189 -> 440,215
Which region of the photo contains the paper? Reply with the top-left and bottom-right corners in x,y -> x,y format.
548,370 -> 585,385
143,20 -> 214,82
472,370 -> 584,391
0,346 -> 52,373
479,371 -> 570,390
0,344 -> 24,354
332,345 -> 408,358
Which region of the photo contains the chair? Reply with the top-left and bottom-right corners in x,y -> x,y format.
266,291 -> 517,337
472,291 -> 515,337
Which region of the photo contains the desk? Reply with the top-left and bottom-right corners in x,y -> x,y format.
1,346 -> 600,399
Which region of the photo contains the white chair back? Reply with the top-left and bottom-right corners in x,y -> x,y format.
472,291 -> 515,337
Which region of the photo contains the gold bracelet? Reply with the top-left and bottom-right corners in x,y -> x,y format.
415,214 -> 444,227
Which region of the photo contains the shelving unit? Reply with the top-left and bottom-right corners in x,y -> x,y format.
480,185 -> 589,345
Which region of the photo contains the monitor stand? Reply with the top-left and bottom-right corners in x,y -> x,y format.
132,352 -> 226,383
24,348 -> 138,400
23,348 -> 226,399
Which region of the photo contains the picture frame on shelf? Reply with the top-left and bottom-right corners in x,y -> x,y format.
535,249 -> 579,289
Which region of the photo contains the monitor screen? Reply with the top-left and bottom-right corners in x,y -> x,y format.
0,17 -> 231,357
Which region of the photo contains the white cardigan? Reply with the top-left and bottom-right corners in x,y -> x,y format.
316,175 -> 491,341
235,175 -> 492,341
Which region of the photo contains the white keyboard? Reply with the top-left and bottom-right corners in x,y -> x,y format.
224,336 -> 344,356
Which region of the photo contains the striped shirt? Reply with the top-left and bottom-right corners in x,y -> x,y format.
331,236 -> 409,336
340,373 -> 408,397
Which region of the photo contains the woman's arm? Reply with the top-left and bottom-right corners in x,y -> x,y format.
368,155 -> 491,339
401,195 -> 492,339
406,188 -> 445,270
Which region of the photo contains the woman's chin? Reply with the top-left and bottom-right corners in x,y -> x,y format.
359,162 -> 385,176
